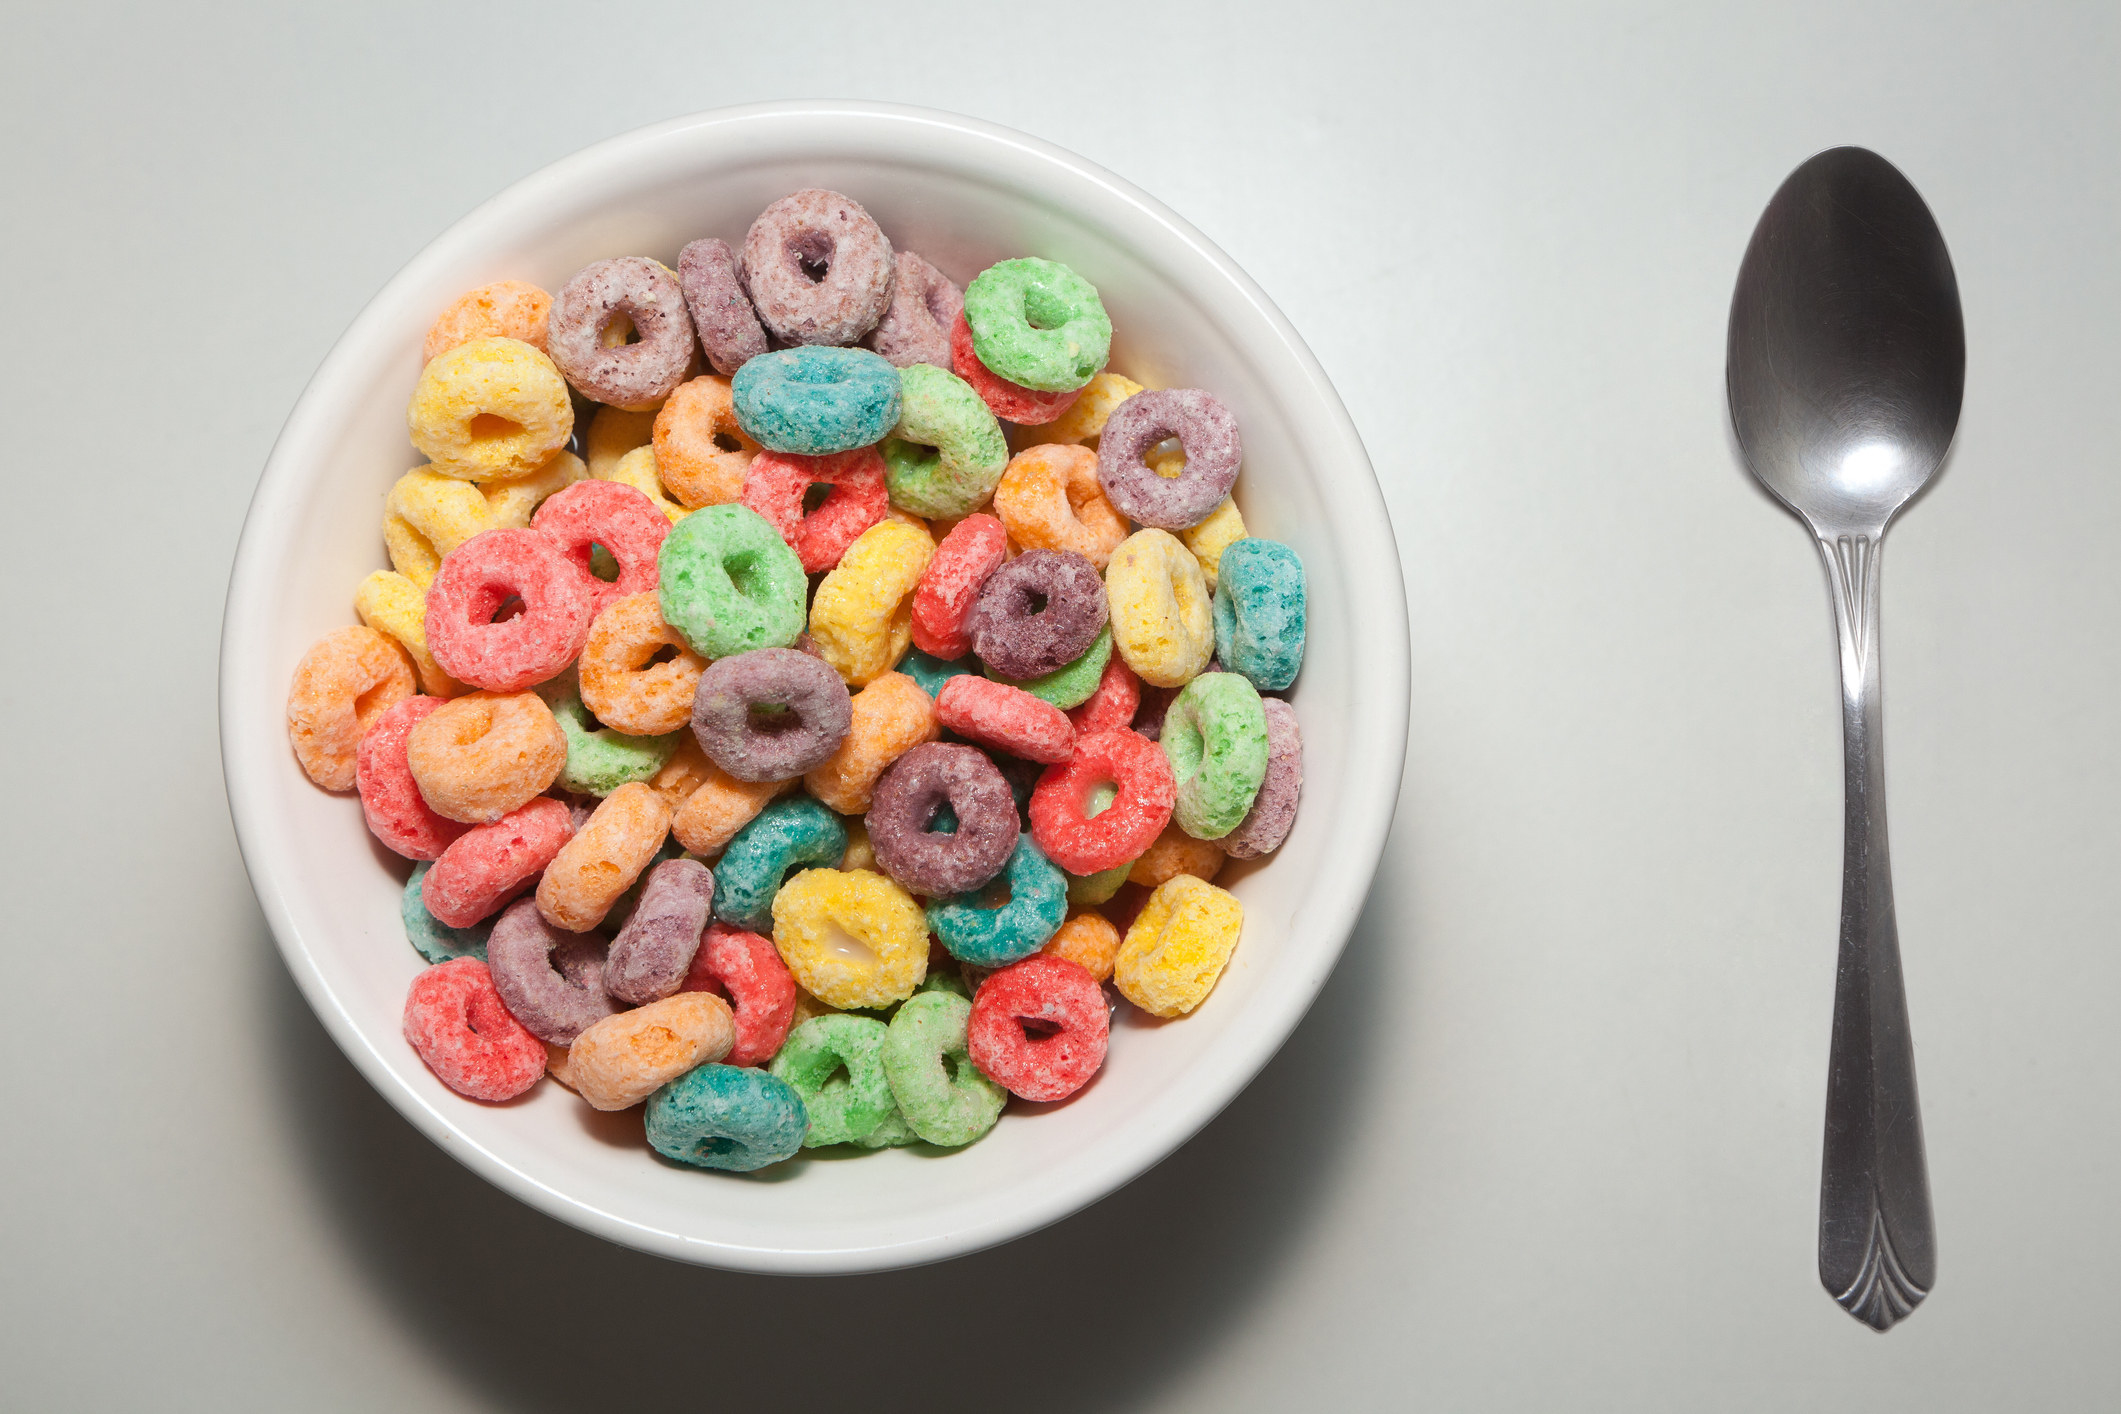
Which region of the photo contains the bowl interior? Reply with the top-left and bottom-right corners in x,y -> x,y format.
221,104 -> 1406,1272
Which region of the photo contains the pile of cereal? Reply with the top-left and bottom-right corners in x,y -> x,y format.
285,189 -> 1307,1171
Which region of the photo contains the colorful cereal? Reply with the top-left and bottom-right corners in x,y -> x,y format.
966,954 -> 1109,1101
680,921 -> 800,1066
486,897 -> 618,1044
403,958 -> 547,1102
535,782 -> 673,932
714,796 -> 850,931
404,689 -> 566,823
287,625 -> 416,791
1113,875 -> 1244,1018
423,528 -> 595,693
656,503 -> 808,660
407,337 -> 574,482
927,834 -> 1068,968
882,991 -> 1005,1147
770,867 -> 930,1010
881,363 -> 1009,518
808,518 -> 935,687
568,992 -> 735,1112
769,1015 -> 897,1147
577,592 -> 705,738
804,671 -> 939,814
645,1063 -> 807,1171
652,375 -> 760,508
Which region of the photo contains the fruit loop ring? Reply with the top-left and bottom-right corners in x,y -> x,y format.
768,1015 -> 896,1147
983,625 -> 1112,711
546,257 -> 697,410
948,313 -> 1080,426
568,993 -> 735,1113
770,867 -> 930,1010
714,796 -> 850,932
1180,497 -> 1248,592
403,864 -> 489,964
286,625 -> 416,791
807,518 -> 935,687
577,592 -> 705,738
423,528 -> 594,694
927,834 -> 1069,968
402,958 -> 546,1102
866,251 -> 962,370
1028,728 -> 1176,875
606,858 -> 713,1005
680,921 -> 799,1066
543,677 -> 679,796
966,548 -> 1109,680
936,676 -> 1075,765
422,796 -> 575,928
1065,862 -> 1132,908
992,443 -> 1129,569
1104,529 -> 1215,688
529,479 -> 670,619
406,337 -> 575,483
385,456 -> 586,589
1129,822 -> 1226,888
962,258 -> 1112,393
355,570 -> 457,697
900,649 -> 978,698
1042,909 -> 1122,982
910,513 -> 1007,660
1114,875 -> 1244,1018
356,696 -> 465,859
670,763 -> 792,858
1046,372 -> 1146,447
1222,697 -> 1302,859
804,671 -> 940,815
656,504 -> 808,661
690,648 -> 854,782
865,742 -> 1019,897
739,188 -> 895,347
677,238 -> 769,376
1096,388 -> 1243,530
645,1063 -> 808,1171
1160,671 -> 1270,840
652,376 -> 760,509
1067,652 -> 1141,735
535,782 -> 674,931
966,953 -> 1109,1101
404,690 -> 566,823
485,898 -> 618,1044
422,280 -> 553,363
882,991 -> 1005,1147
731,346 -> 903,456
740,447 -> 889,573
882,363 -> 1009,520
1212,537 -> 1308,691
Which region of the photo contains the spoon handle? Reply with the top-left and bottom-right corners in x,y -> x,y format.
1815,531 -> 1936,1330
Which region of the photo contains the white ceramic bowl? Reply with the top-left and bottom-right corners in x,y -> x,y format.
220,101 -> 1408,1273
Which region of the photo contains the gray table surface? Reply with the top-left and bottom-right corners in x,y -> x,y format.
8,3 -> 2119,1408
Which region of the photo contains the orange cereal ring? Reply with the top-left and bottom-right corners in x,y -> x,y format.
1127,822 -> 1226,888
287,625 -> 417,791
992,444 -> 1128,569
422,280 -> 554,363
566,992 -> 735,1112
577,592 -> 706,737
803,671 -> 940,814
1042,908 -> 1121,982
653,375 -> 760,508
670,764 -> 795,857
535,782 -> 674,931
403,690 -> 566,824
355,569 -> 462,697
646,733 -> 716,813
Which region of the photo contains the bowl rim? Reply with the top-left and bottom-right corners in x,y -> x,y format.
219,99 -> 1410,1273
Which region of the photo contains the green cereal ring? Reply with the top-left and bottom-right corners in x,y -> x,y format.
769,1015 -> 897,1147
1160,671 -> 1270,839
918,965 -> 971,1000
882,364 -> 1008,519
541,676 -> 680,796
882,991 -> 1006,1147
847,1105 -> 921,1149
403,863 -> 489,963
1066,861 -> 1133,906
984,624 -> 1111,709
657,504 -> 807,660
963,259 -> 1112,393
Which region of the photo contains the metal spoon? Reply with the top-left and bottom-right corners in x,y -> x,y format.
1726,147 -> 1963,1331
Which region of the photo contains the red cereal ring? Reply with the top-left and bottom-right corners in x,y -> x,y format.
949,312 -> 1081,426
739,447 -> 890,573
936,676 -> 1076,764
424,528 -> 595,693
356,695 -> 467,860
967,953 -> 1109,1101
401,957 -> 547,1102
421,796 -> 575,928
1028,728 -> 1175,875
530,479 -> 671,618
680,921 -> 800,1066
910,512 -> 1008,660
1067,652 -> 1141,735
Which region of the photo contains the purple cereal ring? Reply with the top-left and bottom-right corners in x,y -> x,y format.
691,647 -> 853,782
966,549 -> 1109,680
1220,697 -> 1302,859
865,742 -> 1018,896
1096,389 -> 1243,530
678,238 -> 769,377
606,858 -> 714,1004
486,897 -> 617,1044
547,257 -> 696,409
739,189 -> 895,347
866,252 -> 962,371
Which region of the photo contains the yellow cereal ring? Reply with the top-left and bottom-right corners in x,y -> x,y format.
1043,908 -> 1122,983
1127,822 -> 1226,888
479,450 -> 587,528
578,592 -> 706,737
586,404 -> 658,479
771,867 -> 929,1011
803,671 -> 939,814
407,336 -> 574,482
1114,874 -> 1244,1018
992,443 -> 1129,569
1177,496 -> 1246,592
600,444 -> 686,523
535,782 -> 673,931
670,762 -> 794,857
404,690 -> 566,823
422,280 -> 554,363
567,992 -> 735,1112
839,816 -> 877,872
286,625 -> 416,791
792,989 -> 843,1027
808,519 -> 935,686
653,375 -> 760,508
1104,528 -> 1214,688
384,453 -> 586,588
354,569 -> 461,697
1046,372 -> 1146,446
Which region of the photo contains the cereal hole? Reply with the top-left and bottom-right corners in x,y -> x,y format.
973,876 -> 1014,910
1018,1016 -> 1062,1042
645,644 -> 681,668
746,702 -> 796,733
802,483 -> 834,515
712,431 -> 745,454
790,230 -> 833,283
600,314 -> 640,348
588,544 -> 621,582
924,801 -> 960,835
468,413 -> 524,440
1083,780 -> 1118,819
490,595 -> 526,623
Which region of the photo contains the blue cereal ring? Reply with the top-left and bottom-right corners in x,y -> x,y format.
713,795 -> 849,930
900,648 -> 979,698
657,504 -> 808,660
403,863 -> 489,963
926,833 -> 1067,967
645,1064 -> 809,1172
730,347 -> 902,455
1212,538 -> 1307,691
